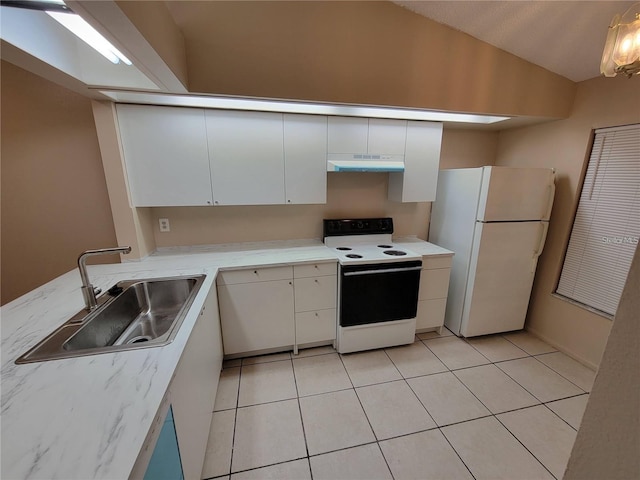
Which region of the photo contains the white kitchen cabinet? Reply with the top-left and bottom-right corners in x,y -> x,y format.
283,114 -> 327,204
117,104 -> 213,206
294,275 -> 337,312
171,284 -> 223,480
327,116 -> 407,155
295,309 -> 336,345
415,255 -> 452,332
206,110 -> 285,205
293,262 -> 337,349
327,116 -> 368,153
388,121 -> 443,203
367,118 -> 407,155
217,267 -> 295,355
217,266 -> 292,285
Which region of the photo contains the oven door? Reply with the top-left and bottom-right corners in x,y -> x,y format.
340,260 -> 422,327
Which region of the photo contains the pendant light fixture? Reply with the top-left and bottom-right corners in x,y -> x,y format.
601,2 -> 640,77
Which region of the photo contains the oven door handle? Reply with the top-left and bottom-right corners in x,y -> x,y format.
343,266 -> 423,276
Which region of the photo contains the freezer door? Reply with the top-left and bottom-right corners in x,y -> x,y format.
460,221 -> 549,337
477,166 -> 555,221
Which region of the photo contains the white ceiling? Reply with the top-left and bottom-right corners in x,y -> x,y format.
392,1 -> 636,82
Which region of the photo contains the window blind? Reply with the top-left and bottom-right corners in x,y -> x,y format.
557,124 -> 640,316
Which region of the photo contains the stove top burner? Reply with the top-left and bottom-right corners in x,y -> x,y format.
377,244 -> 393,248
346,254 -> 363,259
383,250 -> 407,256
336,247 -> 352,251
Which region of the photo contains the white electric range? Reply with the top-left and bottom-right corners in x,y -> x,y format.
324,218 -> 422,353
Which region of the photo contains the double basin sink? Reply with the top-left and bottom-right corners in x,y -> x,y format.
16,275 -> 206,364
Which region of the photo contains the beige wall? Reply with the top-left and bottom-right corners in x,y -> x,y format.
0,61 -> 118,305
495,75 -> 640,368
148,129 -> 497,248
564,240 -> 640,480
166,0 -> 575,119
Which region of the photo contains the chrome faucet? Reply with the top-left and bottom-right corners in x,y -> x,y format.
78,247 -> 132,311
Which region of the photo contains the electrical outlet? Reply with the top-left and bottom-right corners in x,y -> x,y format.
159,218 -> 170,232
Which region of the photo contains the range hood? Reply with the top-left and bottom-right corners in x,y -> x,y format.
327,153 -> 405,172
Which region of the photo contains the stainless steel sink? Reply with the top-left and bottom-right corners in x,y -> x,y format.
16,275 -> 206,364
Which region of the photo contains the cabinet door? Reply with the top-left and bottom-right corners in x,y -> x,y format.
206,110 -> 285,205
283,114 -> 327,204
368,118 -> 407,155
388,121 -> 443,202
171,287 -> 223,480
416,298 -> 447,330
327,116 -> 368,153
218,280 -> 295,354
419,268 -> 451,300
117,104 -> 213,207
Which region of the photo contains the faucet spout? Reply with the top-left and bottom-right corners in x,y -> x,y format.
78,246 -> 132,311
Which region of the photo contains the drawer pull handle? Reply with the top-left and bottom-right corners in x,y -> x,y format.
315,312 -> 319,317
315,279 -> 319,283
254,270 -> 258,274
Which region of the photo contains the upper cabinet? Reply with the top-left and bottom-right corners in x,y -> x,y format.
116,104 -> 213,206
283,114 -> 327,204
388,121 -> 443,203
117,105 -> 441,207
368,118 -> 408,155
206,110 -> 286,205
118,106 -> 327,207
327,116 -> 407,155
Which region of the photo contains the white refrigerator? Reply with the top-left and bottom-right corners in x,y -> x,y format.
429,166 -> 555,337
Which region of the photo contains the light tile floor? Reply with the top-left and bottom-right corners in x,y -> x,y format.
203,330 -> 594,480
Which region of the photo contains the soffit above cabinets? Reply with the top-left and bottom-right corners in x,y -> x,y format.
99,90 -> 511,127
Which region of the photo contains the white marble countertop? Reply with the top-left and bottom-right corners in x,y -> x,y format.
0,237 -> 450,479
393,236 -> 455,257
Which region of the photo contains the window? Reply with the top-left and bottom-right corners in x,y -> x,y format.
556,124 -> 640,317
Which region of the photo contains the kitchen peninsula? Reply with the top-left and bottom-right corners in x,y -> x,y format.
1,238 -> 451,479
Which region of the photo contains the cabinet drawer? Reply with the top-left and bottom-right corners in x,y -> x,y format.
419,268 -> 451,300
294,276 -> 337,312
293,262 -> 337,278
217,266 -> 292,285
422,255 -> 453,270
415,298 -> 447,330
296,309 -> 336,344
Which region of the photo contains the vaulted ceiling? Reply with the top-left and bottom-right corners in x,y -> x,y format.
392,1 -> 636,82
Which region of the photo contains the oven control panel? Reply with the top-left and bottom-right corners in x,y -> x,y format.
323,217 -> 393,237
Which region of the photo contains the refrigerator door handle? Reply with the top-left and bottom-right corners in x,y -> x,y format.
531,221 -> 550,272
544,182 -> 556,221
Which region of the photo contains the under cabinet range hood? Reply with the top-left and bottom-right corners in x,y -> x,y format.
327,154 -> 405,172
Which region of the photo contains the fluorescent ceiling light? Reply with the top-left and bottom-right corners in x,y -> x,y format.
99,91 -> 510,124
46,10 -> 132,65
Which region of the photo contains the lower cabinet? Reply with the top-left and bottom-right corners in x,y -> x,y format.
171,284 -> 223,480
217,262 -> 337,356
131,282 -> 223,480
293,263 -> 337,348
217,266 -> 295,355
144,407 -> 183,480
416,255 -> 453,332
